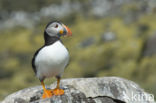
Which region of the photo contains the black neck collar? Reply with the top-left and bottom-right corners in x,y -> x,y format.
44,31 -> 60,46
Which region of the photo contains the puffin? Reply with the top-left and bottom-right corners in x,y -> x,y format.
32,21 -> 72,98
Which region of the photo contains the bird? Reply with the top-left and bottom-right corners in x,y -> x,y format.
32,21 -> 72,99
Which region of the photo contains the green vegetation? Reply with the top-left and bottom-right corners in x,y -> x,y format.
0,1 -> 156,100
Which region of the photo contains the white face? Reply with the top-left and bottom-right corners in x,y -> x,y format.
45,22 -> 64,37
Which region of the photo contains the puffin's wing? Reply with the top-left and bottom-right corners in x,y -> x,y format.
32,46 -> 44,74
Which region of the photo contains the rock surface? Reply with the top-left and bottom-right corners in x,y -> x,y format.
1,77 -> 155,103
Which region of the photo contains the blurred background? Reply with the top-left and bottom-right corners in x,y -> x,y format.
0,0 -> 156,100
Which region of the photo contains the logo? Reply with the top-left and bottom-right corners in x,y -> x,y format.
131,92 -> 154,102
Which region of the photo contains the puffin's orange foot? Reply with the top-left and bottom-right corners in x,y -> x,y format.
52,88 -> 64,96
42,90 -> 53,99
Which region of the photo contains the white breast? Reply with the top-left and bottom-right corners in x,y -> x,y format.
35,41 -> 69,79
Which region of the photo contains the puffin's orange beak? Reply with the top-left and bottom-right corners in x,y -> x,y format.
63,25 -> 72,37
59,24 -> 72,37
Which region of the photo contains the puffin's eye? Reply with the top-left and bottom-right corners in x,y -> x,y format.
54,24 -> 58,28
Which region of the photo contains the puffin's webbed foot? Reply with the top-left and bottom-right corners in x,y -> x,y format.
41,81 -> 53,99
52,76 -> 64,95
52,88 -> 64,96
42,89 -> 53,99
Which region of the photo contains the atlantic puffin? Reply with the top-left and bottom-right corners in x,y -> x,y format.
32,21 -> 72,98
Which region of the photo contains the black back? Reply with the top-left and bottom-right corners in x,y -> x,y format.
32,46 -> 43,74
44,31 -> 60,45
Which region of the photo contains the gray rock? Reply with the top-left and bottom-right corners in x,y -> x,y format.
101,32 -> 116,42
1,77 -> 155,103
78,37 -> 95,48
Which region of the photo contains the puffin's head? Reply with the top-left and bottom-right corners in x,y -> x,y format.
45,21 -> 72,38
